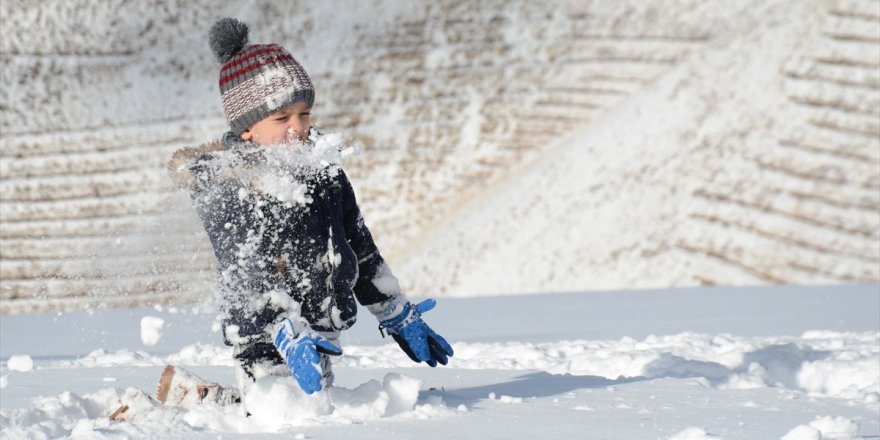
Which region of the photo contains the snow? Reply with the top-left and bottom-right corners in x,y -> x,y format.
782,416 -> 864,440
139,316 -> 165,346
244,376 -> 331,431
807,416 -> 861,440
1,2 -> 877,439
782,424 -> 823,440
668,427 -> 721,440
5,355 -> 33,373
1,284 -> 878,439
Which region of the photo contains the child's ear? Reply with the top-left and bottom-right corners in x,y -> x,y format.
240,130 -> 252,141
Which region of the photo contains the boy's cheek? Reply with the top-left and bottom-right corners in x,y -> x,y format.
261,129 -> 288,145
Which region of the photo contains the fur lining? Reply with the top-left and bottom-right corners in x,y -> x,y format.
167,140 -> 224,189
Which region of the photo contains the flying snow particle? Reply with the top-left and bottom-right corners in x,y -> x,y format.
140,316 -> 165,346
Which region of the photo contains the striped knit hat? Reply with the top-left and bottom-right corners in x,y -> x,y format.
209,18 -> 315,135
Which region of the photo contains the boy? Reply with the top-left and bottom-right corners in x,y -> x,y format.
166,18 -> 453,402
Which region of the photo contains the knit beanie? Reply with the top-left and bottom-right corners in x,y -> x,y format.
209,18 -> 315,135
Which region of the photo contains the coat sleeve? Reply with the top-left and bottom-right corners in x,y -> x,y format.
337,170 -> 409,321
189,159 -> 286,345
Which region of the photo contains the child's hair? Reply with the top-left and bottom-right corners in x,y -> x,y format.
209,18 -> 315,135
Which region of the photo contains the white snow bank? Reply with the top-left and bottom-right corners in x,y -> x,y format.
0,373 -> 442,438
0,285 -> 877,439
57,343 -> 234,368
796,333 -> 880,402
140,316 -> 165,346
42,330 -> 880,403
58,348 -> 161,368
6,355 -> 33,372
782,416 -> 861,440
163,343 -> 235,367
343,331 -> 880,401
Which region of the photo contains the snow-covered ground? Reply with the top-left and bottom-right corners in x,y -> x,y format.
1,284 -> 878,439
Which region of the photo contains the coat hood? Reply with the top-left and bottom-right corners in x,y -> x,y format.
167,139 -> 225,190
167,132 -> 254,190
168,128 -> 345,192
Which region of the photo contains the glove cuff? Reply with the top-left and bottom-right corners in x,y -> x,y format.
366,295 -> 408,322
273,317 -> 308,353
378,301 -> 422,335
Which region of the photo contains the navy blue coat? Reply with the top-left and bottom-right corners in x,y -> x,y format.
169,134 -> 400,345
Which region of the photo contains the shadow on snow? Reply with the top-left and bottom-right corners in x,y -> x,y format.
425,343 -> 831,407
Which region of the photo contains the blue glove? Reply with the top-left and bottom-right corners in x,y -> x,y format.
273,319 -> 342,394
379,299 -> 454,367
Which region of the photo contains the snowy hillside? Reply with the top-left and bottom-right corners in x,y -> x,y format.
1,0 -> 878,312
397,0 -> 880,295
1,284 -> 878,439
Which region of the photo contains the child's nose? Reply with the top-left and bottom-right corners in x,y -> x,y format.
287,120 -> 306,139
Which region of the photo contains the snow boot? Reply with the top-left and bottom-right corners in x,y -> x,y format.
109,387 -> 158,422
155,365 -> 241,406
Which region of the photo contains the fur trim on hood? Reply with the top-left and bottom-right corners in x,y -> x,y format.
168,128 -> 337,193
167,140 -> 224,190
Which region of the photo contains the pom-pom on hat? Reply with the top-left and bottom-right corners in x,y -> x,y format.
209,18 -> 315,135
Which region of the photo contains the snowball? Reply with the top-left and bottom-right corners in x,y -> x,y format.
668,427 -> 721,440
245,376 -> 332,431
382,373 -> 421,416
0,375 -> 7,389
140,316 -> 165,346
781,425 -> 821,440
7,355 -> 34,372
497,395 -> 523,404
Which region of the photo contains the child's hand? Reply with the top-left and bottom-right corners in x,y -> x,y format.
379,299 -> 454,367
273,319 -> 342,394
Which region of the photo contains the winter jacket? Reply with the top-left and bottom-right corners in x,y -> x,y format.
169,132 -> 406,346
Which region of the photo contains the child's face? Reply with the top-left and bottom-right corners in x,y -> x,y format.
241,101 -> 312,145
